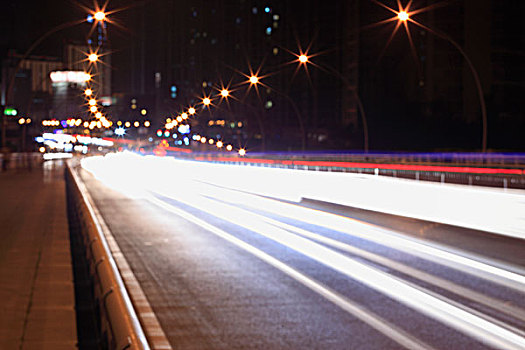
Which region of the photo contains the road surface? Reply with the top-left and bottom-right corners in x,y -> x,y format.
77,155 -> 525,349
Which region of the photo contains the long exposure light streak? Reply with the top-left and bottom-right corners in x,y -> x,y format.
81,153 -> 525,349
146,188 -> 525,350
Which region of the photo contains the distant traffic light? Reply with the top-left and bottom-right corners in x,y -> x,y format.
170,85 -> 177,99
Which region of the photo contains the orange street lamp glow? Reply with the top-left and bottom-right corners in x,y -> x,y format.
88,99 -> 97,106
188,107 -> 196,115
181,112 -> 188,119
88,53 -> 99,62
144,121 -> 151,127
90,106 -> 97,113
202,97 -> 211,106
216,141 -> 223,148
299,54 -> 308,63
94,11 -> 106,21
84,88 -> 93,96
95,112 -> 103,119
398,11 -> 409,21
220,89 -> 230,97
238,148 -> 246,156
249,75 -> 259,84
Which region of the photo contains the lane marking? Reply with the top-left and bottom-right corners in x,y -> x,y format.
202,185 -> 525,323
150,190 -> 525,350
227,200 -> 525,324
146,195 -> 436,350
197,183 -> 525,293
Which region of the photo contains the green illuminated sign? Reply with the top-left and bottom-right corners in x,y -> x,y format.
4,107 -> 18,116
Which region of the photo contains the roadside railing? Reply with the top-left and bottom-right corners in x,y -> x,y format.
154,150 -> 525,190
66,160 -> 150,350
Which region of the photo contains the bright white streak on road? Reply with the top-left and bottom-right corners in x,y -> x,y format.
146,185 -> 525,350
81,153 -> 525,349
195,183 -> 525,323
199,183 -> 525,293
81,154 -> 525,290
144,195 -> 436,350
116,152 -> 524,239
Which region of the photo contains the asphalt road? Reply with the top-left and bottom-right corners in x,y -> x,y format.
78,161 -> 525,350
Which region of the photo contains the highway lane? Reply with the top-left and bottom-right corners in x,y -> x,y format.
77,154 -> 525,349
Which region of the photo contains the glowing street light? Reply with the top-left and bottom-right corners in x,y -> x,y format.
95,112 -> 103,119
181,112 -> 188,119
90,106 -> 97,113
238,148 -> 246,156
249,75 -> 259,84
188,107 -> 196,115
88,98 -> 97,106
88,53 -> 99,63
226,144 -> 233,152
94,11 -> 106,21
216,140 -> 223,148
220,89 -> 230,98
397,11 -> 409,21
202,97 -> 211,106
84,88 -> 93,96
144,121 -> 151,127
298,54 -> 309,63
382,1 -> 488,151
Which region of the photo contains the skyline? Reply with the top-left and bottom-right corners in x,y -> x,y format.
1,0 -> 524,152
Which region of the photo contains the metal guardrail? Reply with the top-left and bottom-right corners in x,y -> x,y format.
153,150 -> 525,190
66,161 -> 150,350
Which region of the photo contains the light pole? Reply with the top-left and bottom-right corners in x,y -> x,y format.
243,73 -> 306,151
294,53 -> 369,152
391,5 -> 488,152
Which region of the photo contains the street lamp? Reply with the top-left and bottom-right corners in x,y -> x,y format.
220,89 -> 230,98
88,52 -> 99,63
298,54 -> 309,64
291,51 -> 366,152
397,11 -> 409,22
249,75 -> 259,85
94,11 -> 106,22
386,2 -> 488,152
84,88 -> 93,96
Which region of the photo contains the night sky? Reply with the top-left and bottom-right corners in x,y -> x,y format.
2,0 -> 524,151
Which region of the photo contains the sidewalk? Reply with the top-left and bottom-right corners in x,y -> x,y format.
0,160 -> 77,349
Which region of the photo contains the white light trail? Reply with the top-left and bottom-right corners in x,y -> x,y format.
146,190 -> 525,350
80,153 -> 525,349
145,196 -> 436,350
